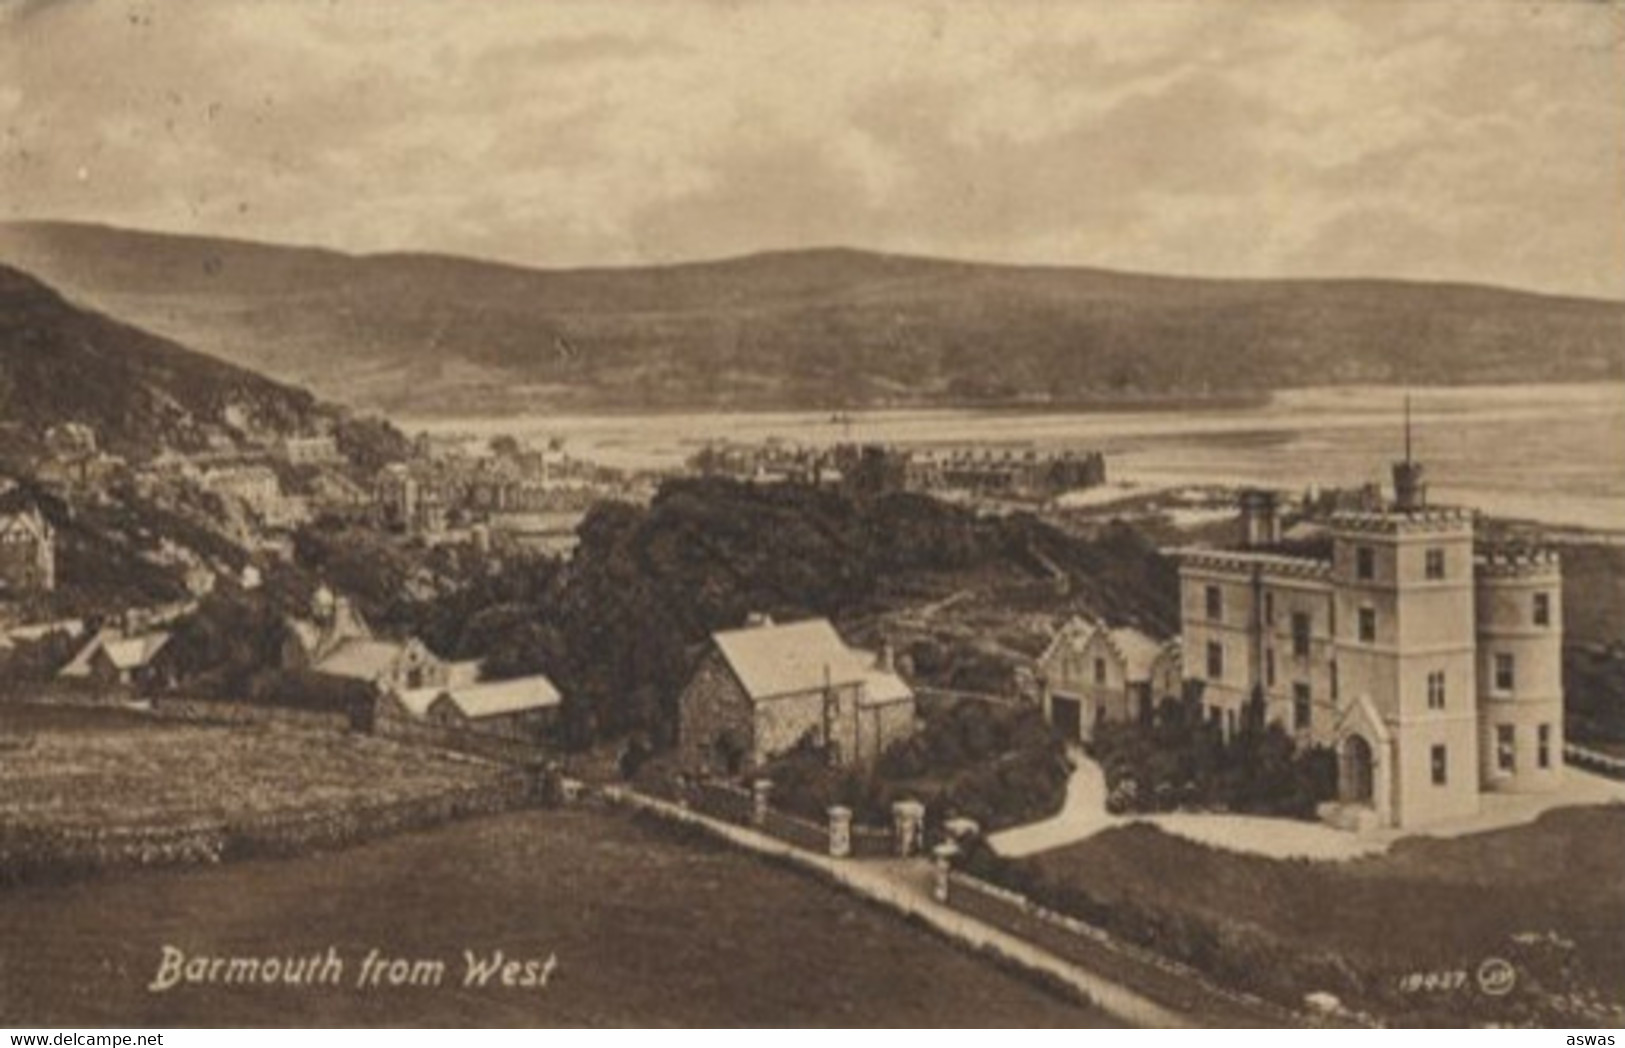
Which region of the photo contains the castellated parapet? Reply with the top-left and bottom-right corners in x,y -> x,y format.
1329,505 -> 1476,536
1474,546 -> 1562,580
1176,548 -> 1333,581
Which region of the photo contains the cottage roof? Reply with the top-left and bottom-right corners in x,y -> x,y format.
100,631 -> 172,670
286,596 -> 374,666
393,686 -> 441,718
711,618 -> 911,705
313,638 -> 408,681
0,509 -> 50,543
437,676 -> 561,719
1037,615 -> 1100,668
59,628 -> 120,678
857,663 -> 914,706
1105,628 -> 1164,684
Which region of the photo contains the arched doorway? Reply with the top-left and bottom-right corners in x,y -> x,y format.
1340,734 -> 1374,804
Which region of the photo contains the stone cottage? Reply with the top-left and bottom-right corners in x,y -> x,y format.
677,616 -> 917,774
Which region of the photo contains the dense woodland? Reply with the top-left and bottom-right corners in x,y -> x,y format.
178,478 -> 1176,748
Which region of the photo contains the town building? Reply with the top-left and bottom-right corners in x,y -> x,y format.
388,674 -> 562,741
282,586 -> 449,693
59,628 -> 177,690
677,616 -> 917,774
277,435 -> 341,465
0,505 -> 56,594
1037,617 -> 1181,741
1175,442 -> 1564,829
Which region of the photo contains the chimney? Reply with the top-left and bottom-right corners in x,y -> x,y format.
744,611 -> 774,629
1237,489 -> 1281,549
875,641 -> 895,673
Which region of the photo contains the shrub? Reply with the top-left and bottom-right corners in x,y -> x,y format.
1092,692 -> 1336,819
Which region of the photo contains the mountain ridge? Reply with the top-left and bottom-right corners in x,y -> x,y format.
0,260 -> 328,461
1,219 -> 1620,415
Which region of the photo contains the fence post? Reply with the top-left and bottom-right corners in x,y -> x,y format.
750,778 -> 773,828
931,842 -> 959,903
827,806 -> 852,858
891,799 -> 925,857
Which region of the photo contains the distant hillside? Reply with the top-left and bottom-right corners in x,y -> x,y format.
1,220 -> 1621,415
0,261 -> 325,460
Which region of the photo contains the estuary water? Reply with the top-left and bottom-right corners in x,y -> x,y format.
401,383 -> 1625,532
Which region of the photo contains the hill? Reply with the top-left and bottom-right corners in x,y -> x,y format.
0,261 -> 326,461
1,221 -> 1620,414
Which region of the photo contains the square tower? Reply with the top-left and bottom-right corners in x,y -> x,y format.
1328,507 -> 1480,827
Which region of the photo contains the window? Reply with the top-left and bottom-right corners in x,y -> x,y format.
1356,546 -> 1375,580
1263,591 -> 1275,626
1205,584 -> 1223,622
1358,607 -> 1377,643
1427,670 -> 1446,710
1331,659 -> 1339,701
1206,641 -> 1225,681
1533,592 -> 1551,627
1425,548 -> 1445,580
1265,648 -> 1276,687
1291,612 -> 1311,658
1496,724 -> 1515,773
1494,653 -> 1516,692
1093,657 -> 1107,685
1292,682 -> 1311,730
1538,724 -> 1552,769
1431,744 -> 1448,786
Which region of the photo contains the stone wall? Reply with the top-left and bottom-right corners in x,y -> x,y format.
374,708 -> 545,765
0,773 -> 540,886
676,650 -> 756,770
150,696 -> 352,733
753,683 -> 863,765
759,807 -> 828,852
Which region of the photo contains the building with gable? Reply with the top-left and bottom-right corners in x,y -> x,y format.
677,615 -> 917,774
1175,436 -> 1565,829
1037,616 -> 1180,741
388,674 -> 563,742
59,628 -> 176,690
282,586 -> 449,694
0,505 -> 55,595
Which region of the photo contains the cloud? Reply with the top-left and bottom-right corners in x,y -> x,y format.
0,0 -> 1620,298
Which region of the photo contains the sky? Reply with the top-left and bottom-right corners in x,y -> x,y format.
2,0 -> 1622,299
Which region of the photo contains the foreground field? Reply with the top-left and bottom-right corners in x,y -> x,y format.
1014,805 -> 1625,1023
0,807 -> 1115,1027
0,705 -> 502,830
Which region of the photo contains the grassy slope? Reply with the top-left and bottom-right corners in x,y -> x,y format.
0,807 -> 1116,1027
2,221 -> 1619,413
1023,807 -> 1625,999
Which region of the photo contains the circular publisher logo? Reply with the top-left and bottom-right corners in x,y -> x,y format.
1476,957 -> 1516,997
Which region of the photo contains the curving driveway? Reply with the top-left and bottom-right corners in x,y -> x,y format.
987,750 -> 1389,862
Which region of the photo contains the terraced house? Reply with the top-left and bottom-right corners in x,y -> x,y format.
1177,450 -> 1565,829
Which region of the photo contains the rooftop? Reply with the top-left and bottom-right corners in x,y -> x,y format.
712,617 -> 911,704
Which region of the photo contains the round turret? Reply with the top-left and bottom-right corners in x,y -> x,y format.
1474,549 -> 1563,793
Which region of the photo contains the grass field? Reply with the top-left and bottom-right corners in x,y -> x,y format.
0,705 -> 504,830
0,807 -> 1115,1027
1019,805 -> 1625,1020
